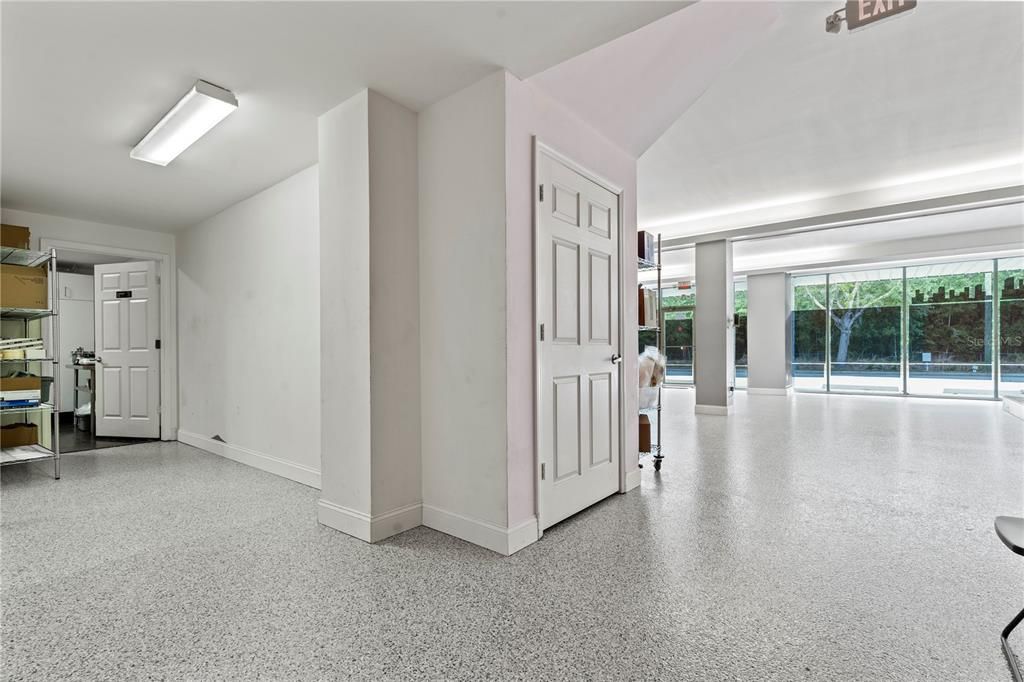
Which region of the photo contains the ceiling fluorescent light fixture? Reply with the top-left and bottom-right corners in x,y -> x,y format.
130,80 -> 237,166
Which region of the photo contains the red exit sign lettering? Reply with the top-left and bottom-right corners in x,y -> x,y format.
846,0 -> 917,30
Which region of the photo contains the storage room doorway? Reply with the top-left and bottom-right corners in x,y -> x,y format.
42,243 -> 166,453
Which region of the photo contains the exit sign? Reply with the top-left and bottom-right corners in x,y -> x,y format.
846,0 -> 917,30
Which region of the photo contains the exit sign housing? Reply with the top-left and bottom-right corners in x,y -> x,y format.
846,0 -> 917,30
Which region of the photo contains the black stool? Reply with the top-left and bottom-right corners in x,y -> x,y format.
995,516 -> 1024,682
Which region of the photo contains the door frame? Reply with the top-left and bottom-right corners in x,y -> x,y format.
533,137 -> 625,535
40,238 -> 177,441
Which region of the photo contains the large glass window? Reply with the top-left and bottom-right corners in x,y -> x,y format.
790,257 -> 1021,399
734,279 -> 747,389
828,268 -> 903,393
792,274 -> 828,391
662,285 -> 695,385
906,261 -> 993,396
999,257 -> 1024,397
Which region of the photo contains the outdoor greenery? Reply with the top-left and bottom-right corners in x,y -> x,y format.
793,264 -> 1024,377
643,260 -> 1024,387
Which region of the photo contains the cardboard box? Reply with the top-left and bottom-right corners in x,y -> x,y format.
1,224 -> 30,250
0,423 -> 39,448
639,415 -> 651,453
0,264 -> 49,309
1,375 -> 42,392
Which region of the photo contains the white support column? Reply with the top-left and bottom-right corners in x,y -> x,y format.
694,239 -> 735,414
747,272 -> 793,395
317,90 -> 422,543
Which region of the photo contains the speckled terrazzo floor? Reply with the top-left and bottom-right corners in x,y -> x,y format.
2,391 -> 1023,681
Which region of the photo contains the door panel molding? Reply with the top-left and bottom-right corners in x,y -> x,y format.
534,138 -> 625,534
94,261 -> 160,438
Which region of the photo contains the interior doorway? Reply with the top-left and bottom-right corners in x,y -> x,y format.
40,242 -> 170,453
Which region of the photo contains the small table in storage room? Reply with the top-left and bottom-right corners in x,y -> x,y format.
66,364 -> 96,435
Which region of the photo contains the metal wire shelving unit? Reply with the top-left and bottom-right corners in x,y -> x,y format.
638,234 -> 664,471
1,246 -> 61,478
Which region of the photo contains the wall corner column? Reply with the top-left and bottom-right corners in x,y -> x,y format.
317,89 -> 422,543
694,239 -> 735,414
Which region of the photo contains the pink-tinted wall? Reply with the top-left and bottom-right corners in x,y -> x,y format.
504,73 -> 639,527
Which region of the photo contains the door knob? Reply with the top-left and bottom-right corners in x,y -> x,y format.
611,354 -> 623,364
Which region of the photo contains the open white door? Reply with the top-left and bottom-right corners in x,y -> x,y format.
537,145 -> 621,530
94,261 -> 160,438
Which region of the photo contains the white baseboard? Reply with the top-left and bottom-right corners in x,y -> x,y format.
370,502 -> 423,542
507,517 -> 540,555
318,499 -> 372,542
178,430 -> 321,489
422,505 -> 539,556
624,467 -> 642,491
1003,396 -> 1024,421
747,387 -> 792,396
317,499 -> 422,543
695,404 -> 733,415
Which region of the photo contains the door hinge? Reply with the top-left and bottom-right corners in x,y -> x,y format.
541,463 -> 546,480
539,184 -> 544,202
155,339 -> 161,350
539,323 -> 545,341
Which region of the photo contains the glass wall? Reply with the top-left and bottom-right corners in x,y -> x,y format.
662,285 -> 695,385
999,257 -> 1024,397
663,311 -> 693,383
792,274 -> 828,391
734,279 -> 747,389
828,268 -> 903,393
906,261 -> 993,396
791,257 -> 1021,399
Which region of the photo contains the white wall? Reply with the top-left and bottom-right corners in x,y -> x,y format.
176,165 -> 321,487
57,272 -> 94,412
505,74 -> 640,527
1,207 -> 178,439
419,72 -> 510,533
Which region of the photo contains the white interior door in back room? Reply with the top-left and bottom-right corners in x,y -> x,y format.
536,144 -> 622,530
94,261 -> 160,438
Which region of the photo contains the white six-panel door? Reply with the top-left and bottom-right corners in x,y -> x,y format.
537,146 -> 621,529
94,261 -> 160,438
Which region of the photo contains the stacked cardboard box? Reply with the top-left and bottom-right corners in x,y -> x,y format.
0,224 -> 48,310
0,375 -> 42,402
0,423 -> 39,448
1,224 -> 31,249
1,265 -> 48,308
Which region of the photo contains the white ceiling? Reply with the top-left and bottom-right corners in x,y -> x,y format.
638,1 -> 1024,239
646,202 -> 1024,281
529,1 -> 775,157
1,1 -> 685,232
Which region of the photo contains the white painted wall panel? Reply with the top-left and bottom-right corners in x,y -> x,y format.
177,165 -> 321,484
419,72 -> 509,528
